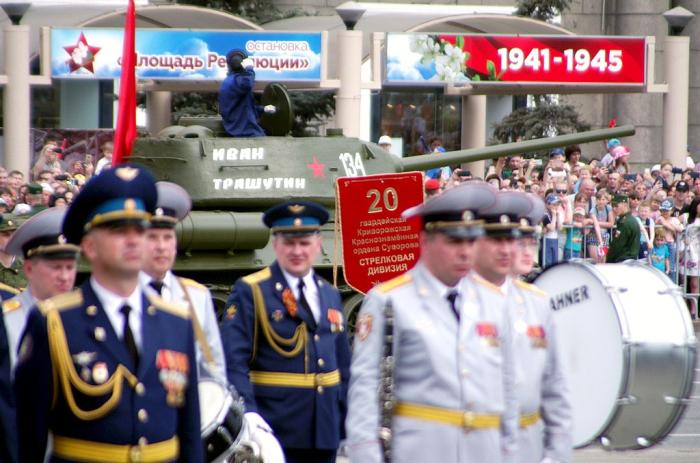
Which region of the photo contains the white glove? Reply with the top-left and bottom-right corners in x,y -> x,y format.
244,412 -> 272,433
241,57 -> 254,70
263,105 -> 277,114
251,427 -> 286,463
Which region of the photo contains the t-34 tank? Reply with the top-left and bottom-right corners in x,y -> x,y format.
130,108 -> 634,317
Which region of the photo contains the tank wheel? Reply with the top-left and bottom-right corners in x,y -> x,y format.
342,293 -> 365,345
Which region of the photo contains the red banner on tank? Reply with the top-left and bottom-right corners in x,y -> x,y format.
336,172 -> 424,295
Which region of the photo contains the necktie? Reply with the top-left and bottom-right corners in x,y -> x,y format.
446,290 -> 460,321
120,304 -> 139,368
297,279 -> 317,330
149,280 -> 164,295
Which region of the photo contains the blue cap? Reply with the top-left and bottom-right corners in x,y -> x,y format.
62,164 -> 157,244
660,199 -> 673,211
545,194 -> 560,205
549,148 -> 564,158
151,181 -> 192,229
263,200 -> 329,236
607,138 -> 621,149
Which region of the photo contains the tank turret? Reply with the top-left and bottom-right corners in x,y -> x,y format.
130,122 -> 634,313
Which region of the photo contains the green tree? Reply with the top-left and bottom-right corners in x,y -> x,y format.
515,0 -> 571,22
176,0 -> 292,25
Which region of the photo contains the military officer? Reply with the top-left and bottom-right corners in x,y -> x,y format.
14,165 -> 203,462
221,200 -> 351,463
0,309 -> 17,463
606,194 -> 641,263
509,193 -> 572,463
346,182 -> 518,463
140,181 -> 227,381
0,214 -> 27,291
3,207 -> 80,370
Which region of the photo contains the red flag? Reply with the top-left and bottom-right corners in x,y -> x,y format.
112,0 -> 137,165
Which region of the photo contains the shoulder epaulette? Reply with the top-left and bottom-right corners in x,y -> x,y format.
178,277 -> 206,290
242,267 -> 272,286
514,280 -> 548,297
2,299 -> 21,314
36,289 -> 83,315
377,273 -> 412,294
149,294 -> 190,319
472,274 -> 504,295
0,282 -> 20,295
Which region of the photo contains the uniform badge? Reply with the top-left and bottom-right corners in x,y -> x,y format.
156,349 -> 189,407
327,309 -> 344,333
282,288 -> 298,317
92,362 -> 109,384
356,314 -> 373,342
115,166 -> 139,181
272,309 -> 284,322
476,322 -> 500,347
86,305 -> 98,316
225,304 -> 237,320
527,325 -> 547,348
275,282 -> 283,291
81,367 -> 92,382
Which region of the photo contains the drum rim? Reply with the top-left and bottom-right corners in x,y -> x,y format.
199,378 -> 238,438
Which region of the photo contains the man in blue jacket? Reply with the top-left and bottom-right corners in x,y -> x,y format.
221,200 -> 351,463
219,48 -> 275,137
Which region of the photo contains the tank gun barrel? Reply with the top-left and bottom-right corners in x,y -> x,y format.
398,125 -> 636,172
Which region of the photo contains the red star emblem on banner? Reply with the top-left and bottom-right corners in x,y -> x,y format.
307,155 -> 326,178
64,33 -> 101,73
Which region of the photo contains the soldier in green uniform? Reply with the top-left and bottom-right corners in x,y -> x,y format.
606,194 -> 640,263
0,214 -> 26,290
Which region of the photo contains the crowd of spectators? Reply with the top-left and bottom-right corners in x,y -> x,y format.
0,138 -> 113,216
419,138 -> 700,296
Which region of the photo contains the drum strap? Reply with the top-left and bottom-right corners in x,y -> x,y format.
53,435 -> 178,462
176,278 -> 215,367
394,402 -> 501,430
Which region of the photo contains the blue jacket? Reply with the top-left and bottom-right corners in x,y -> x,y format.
0,308 -> 17,463
14,281 -> 203,462
218,69 -> 265,137
221,262 -> 351,450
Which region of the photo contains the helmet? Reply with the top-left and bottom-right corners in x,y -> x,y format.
226,49 -> 248,74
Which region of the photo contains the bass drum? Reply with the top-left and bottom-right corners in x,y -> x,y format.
534,261 -> 696,450
199,379 -> 245,462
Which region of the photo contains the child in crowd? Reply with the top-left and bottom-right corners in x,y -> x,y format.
638,201 -> 655,260
657,199 -> 684,282
650,230 -> 670,274
564,206 -> 587,260
542,193 -> 563,267
589,190 -> 613,262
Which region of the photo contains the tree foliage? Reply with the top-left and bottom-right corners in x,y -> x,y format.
175,0 -> 296,25
490,96 -> 591,150
515,0 -> 571,22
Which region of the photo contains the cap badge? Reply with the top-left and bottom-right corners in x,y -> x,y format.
155,207 -> 164,217
462,210 -> 474,221
6,220 -> 12,227
520,218 -> 529,227
500,214 -> 510,224
293,218 -> 302,227
58,234 -> 67,244
124,199 -> 136,211
115,166 -> 139,181
288,204 -> 305,214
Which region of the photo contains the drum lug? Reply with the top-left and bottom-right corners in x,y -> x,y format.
604,285 -> 628,294
616,395 -> 638,405
658,287 -> 683,296
636,437 -> 653,447
664,395 -> 692,405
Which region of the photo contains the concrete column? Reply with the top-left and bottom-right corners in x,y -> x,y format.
146,91 -> 172,135
335,30 -> 362,138
663,36 -> 690,168
461,95 -> 487,177
3,25 -> 31,177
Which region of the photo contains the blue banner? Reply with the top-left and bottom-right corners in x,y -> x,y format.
51,28 -> 322,81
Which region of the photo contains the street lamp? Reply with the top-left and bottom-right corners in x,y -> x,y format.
334,1 -> 366,138
661,6 -> 695,168
0,2 -> 30,25
336,1 -> 365,31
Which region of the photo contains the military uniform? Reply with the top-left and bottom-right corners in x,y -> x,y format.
0,258 -> 26,290
509,280 -> 572,462
0,308 -> 17,463
607,210 -> 640,263
3,289 -> 35,370
347,264 -> 517,463
14,165 -> 203,462
346,183 -> 517,463
221,201 -> 351,463
141,270 -> 227,382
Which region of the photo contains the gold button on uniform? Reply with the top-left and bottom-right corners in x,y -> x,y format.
316,386 -> 324,394
135,383 -> 145,396
138,409 -> 148,423
314,334 -> 320,342
129,447 -> 142,462
318,358 -> 325,367
138,437 -> 148,446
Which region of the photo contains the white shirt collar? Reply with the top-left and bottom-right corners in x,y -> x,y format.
419,261 -> 460,298
280,267 -> 316,294
90,276 -> 143,349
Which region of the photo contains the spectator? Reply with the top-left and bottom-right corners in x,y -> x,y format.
31,139 -> 65,180
672,180 -> 691,216
94,141 -> 113,174
7,170 -> 23,198
606,194 -> 641,263
600,138 -> 621,168
0,168 -> 8,189
563,206 -> 587,260
542,193 -> 563,267
424,178 -> 441,198
682,197 -> 700,314
657,199 -> 683,281
606,172 -> 622,194
590,190 -> 613,262
48,194 -> 67,208
485,174 -> 501,189
565,144 -> 584,172
611,145 -> 631,174
638,200 -> 655,260
651,231 -> 670,275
